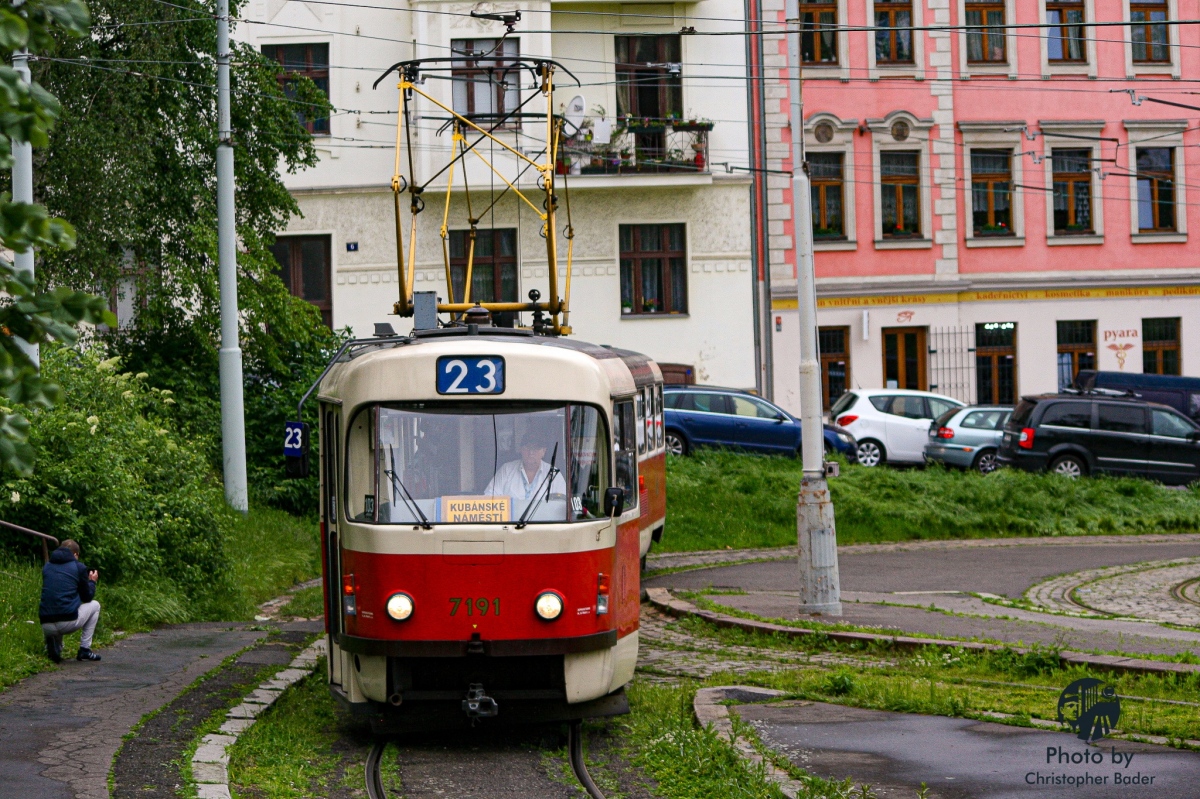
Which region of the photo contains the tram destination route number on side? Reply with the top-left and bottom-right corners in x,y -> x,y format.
436,355 -> 505,395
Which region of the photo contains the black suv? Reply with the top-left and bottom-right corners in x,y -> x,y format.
998,393 -> 1200,484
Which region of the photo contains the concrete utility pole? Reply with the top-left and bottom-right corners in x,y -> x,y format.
216,0 -> 248,512
12,49 -> 37,367
785,2 -> 840,615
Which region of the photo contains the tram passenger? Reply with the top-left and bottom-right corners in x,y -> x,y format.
485,429 -> 567,504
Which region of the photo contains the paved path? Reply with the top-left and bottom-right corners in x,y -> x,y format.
647,537 -> 1200,655
734,700 -> 1200,799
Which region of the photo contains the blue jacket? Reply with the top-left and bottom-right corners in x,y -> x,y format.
39,547 -> 96,623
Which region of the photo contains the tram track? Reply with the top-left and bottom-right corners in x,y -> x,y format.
364,723 -> 607,799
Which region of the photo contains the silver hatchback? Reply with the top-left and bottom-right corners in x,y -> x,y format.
924,406 -> 1012,473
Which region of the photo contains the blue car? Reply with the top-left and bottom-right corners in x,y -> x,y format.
663,385 -> 857,459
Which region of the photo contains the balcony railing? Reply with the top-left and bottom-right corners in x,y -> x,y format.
558,118 -> 713,176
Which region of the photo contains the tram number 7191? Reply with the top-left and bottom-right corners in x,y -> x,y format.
449,597 -> 500,616
436,356 -> 505,395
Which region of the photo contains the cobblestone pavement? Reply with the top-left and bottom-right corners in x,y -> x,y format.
1026,558 -> 1200,626
0,623 -> 268,799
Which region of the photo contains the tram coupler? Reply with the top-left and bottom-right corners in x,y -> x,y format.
462,684 -> 499,719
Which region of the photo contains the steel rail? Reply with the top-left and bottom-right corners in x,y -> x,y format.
569,720 -> 606,799
365,740 -> 388,799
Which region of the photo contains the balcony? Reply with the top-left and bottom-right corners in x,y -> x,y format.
558,117 -> 712,177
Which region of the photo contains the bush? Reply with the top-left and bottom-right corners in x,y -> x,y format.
0,345 -> 238,611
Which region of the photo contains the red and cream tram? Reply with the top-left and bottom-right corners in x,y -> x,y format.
306,324 -> 665,729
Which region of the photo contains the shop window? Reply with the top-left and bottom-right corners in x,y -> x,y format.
800,0 -> 838,64
874,0 -> 914,63
975,322 -> 1016,404
1131,0 -> 1170,63
810,153 -> 845,238
819,326 -> 851,410
881,152 -> 921,238
1136,148 -> 1176,232
450,38 -> 520,121
261,43 -> 329,135
1052,149 -> 1093,234
1047,0 -> 1086,61
449,229 -> 518,303
1056,319 -> 1096,390
971,150 -> 1013,236
966,0 -> 1007,62
619,224 -> 687,316
882,327 -> 927,390
1142,317 -> 1181,375
271,235 -> 332,327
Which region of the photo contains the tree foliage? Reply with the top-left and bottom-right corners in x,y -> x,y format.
30,0 -> 342,510
0,0 -> 116,473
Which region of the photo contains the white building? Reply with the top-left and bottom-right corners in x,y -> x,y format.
239,0 -> 763,388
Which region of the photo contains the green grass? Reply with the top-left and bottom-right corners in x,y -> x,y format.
280,586 -> 324,619
663,451 -> 1200,551
0,507 -> 320,693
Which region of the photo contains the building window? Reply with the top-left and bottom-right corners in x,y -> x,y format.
1052,149 -> 1093,234
971,150 -> 1013,236
819,327 -> 851,410
1143,317 -> 1181,375
1056,320 -> 1096,390
975,322 -> 1016,404
619,224 -> 687,316
809,153 -> 845,238
874,0 -> 914,63
800,0 -> 838,64
1136,148 -> 1176,232
450,38 -> 520,120
1047,0 -> 1086,61
965,0 -> 1007,62
1130,0 -> 1169,63
882,327 -> 927,390
881,152 -> 921,238
262,44 -> 329,135
271,235 -> 332,327
448,229 -> 518,303
615,35 -> 682,162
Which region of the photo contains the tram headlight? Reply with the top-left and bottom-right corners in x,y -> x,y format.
535,591 -> 564,621
386,592 -> 414,621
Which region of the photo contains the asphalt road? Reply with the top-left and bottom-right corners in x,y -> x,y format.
646,538 -> 1200,597
735,701 -> 1200,799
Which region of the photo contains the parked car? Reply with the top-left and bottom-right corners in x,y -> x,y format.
998,392 -> 1200,484
923,405 -> 1012,473
662,385 -> 857,459
829,389 -> 965,466
1075,370 -> 1200,423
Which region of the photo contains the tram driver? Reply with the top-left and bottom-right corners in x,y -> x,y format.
485,429 -> 567,507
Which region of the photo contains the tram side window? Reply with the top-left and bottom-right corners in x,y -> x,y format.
613,400 -> 638,509
569,405 -> 608,519
345,408 -> 377,521
655,385 -> 664,449
635,392 -> 646,454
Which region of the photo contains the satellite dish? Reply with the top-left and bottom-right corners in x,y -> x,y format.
562,95 -> 586,136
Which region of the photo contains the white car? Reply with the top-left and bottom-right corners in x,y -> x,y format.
829,389 -> 965,466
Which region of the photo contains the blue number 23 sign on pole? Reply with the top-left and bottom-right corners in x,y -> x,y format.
436,356 -> 505,395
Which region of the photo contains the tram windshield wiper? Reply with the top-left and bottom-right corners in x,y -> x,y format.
515,442 -> 559,530
386,446 -> 433,529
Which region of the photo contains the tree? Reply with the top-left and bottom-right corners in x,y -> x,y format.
30,0 -> 340,511
0,0 -> 116,473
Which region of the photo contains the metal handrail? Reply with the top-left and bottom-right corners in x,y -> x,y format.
0,519 -> 59,563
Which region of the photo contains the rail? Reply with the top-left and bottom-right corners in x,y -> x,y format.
0,519 -> 59,562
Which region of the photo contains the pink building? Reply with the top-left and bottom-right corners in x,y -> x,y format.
762,0 -> 1200,413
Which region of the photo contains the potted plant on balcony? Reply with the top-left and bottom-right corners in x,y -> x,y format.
978,222 -> 1010,236
642,297 -> 659,313
671,117 -> 714,132
622,301 -> 633,314
626,115 -> 666,134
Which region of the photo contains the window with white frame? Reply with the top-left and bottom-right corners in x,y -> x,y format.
805,115 -> 858,249
1040,122 -> 1104,243
867,0 -> 924,77
800,0 -> 839,64
1122,0 -> 1178,76
1047,0 -> 1086,61
869,114 -> 932,247
1051,149 -> 1094,235
971,150 -> 1014,236
959,122 -> 1025,246
959,0 -> 1016,76
1124,120 -> 1187,241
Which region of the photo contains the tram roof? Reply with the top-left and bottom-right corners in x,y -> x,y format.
316,327 -> 661,408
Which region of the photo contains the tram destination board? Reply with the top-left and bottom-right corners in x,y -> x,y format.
436,356 -> 505,395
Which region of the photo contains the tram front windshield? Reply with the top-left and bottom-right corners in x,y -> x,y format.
345,403 -> 608,525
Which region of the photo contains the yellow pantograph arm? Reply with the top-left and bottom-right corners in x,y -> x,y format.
402,80 -> 546,172
470,146 -> 546,221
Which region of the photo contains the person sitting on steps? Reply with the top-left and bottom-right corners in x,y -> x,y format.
39,540 -> 102,663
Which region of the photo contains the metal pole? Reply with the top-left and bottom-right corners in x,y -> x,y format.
216,0 -> 248,512
12,49 -> 37,367
786,2 -> 840,615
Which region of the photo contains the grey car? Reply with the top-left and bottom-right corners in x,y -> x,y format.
924,405 -> 1012,474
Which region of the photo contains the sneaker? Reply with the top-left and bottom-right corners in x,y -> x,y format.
76,648 -> 101,662
44,635 -> 62,664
